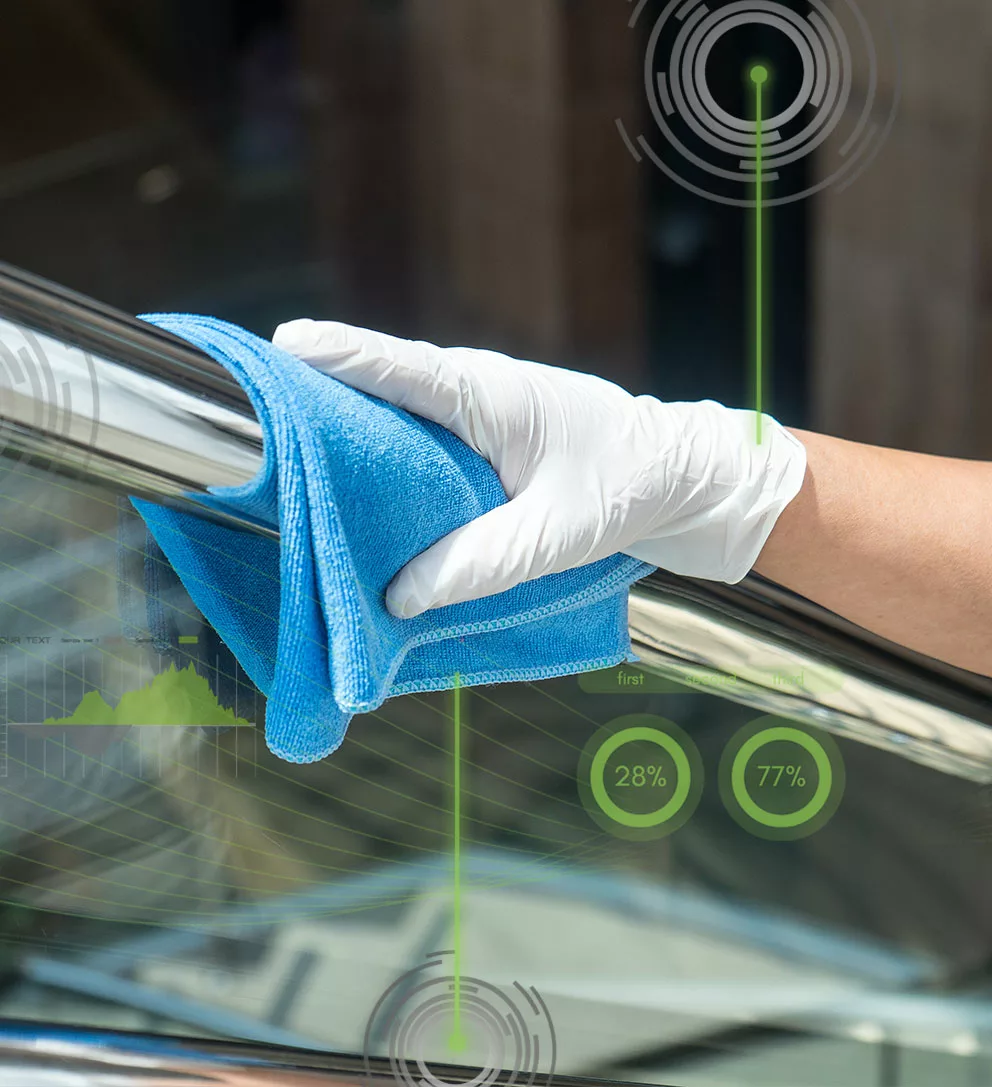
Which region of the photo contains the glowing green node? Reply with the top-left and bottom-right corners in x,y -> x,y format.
446,1028 -> 469,1054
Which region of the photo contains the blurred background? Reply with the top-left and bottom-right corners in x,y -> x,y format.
2,4 -> 992,1087
2,0 -> 987,451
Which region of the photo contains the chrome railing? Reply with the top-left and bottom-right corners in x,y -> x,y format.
1,261 -> 990,795
0,263 -> 269,537
0,1023 -> 551,1087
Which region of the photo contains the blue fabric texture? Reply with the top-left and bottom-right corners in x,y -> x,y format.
130,315 -> 655,763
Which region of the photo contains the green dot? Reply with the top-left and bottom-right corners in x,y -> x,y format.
447,1028 -> 468,1054
750,64 -> 769,86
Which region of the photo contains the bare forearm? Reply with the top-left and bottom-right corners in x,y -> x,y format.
753,429 -> 992,676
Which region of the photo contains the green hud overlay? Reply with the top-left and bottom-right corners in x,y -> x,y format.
44,662 -> 252,728
719,717 -> 846,840
579,663 -> 843,697
578,714 -> 704,840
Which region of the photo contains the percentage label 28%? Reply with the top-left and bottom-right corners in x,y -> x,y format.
578,716 -> 705,840
615,764 -> 667,788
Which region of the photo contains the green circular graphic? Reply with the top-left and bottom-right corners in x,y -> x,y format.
590,727 -> 691,827
579,715 -> 703,840
733,727 -> 831,827
720,718 -> 845,840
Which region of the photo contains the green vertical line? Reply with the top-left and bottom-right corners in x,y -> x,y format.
751,64 -> 769,445
449,671 -> 466,1053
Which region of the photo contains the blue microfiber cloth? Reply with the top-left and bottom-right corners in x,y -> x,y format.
130,315 -> 655,763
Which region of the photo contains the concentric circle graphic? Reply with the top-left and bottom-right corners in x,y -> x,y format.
619,0 -> 900,205
0,321 -> 100,489
364,952 -> 556,1087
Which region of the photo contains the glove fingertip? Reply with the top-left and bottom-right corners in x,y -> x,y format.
274,318 -> 360,365
272,318 -> 318,356
385,588 -> 425,620
385,564 -> 432,619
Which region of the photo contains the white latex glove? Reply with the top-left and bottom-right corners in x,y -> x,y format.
272,319 -> 808,619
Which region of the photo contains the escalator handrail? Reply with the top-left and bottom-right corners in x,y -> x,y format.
0,262 -> 990,782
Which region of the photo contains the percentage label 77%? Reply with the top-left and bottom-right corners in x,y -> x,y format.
755,764 -> 805,788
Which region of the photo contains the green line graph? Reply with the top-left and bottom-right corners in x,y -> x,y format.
43,661 -> 251,728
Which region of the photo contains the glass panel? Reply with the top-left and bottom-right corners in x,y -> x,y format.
1,462 -> 991,1087
2,3 -> 991,1086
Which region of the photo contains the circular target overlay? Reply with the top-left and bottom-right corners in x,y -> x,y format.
578,715 -> 703,840
364,951 -> 557,1087
621,0 -> 900,205
0,319 -> 100,491
719,717 -> 846,839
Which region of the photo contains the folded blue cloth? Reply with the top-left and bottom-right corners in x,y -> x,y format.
130,315 -> 655,763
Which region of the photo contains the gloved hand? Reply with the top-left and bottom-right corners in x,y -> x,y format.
272,319 -> 808,619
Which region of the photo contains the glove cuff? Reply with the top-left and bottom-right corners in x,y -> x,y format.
623,403 -> 808,583
721,414 -> 808,583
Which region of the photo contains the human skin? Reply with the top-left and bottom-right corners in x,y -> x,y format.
753,429 -> 992,676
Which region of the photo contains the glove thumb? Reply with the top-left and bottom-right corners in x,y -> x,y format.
386,490 -> 553,618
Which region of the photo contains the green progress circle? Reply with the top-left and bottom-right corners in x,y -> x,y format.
589,727 -> 691,828
731,727 -> 832,828
750,64 -> 769,86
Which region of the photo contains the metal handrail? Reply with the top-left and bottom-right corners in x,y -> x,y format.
0,1023 -> 563,1087
1,263 -> 990,783
0,262 -> 269,536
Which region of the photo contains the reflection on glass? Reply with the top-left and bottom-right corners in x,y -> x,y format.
0,462 -> 991,1087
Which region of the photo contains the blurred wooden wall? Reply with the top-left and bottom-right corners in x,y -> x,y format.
293,0 -> 415,333
811,0 -> 992,458
295,0 -> 647,386
407,0 -> 646,386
